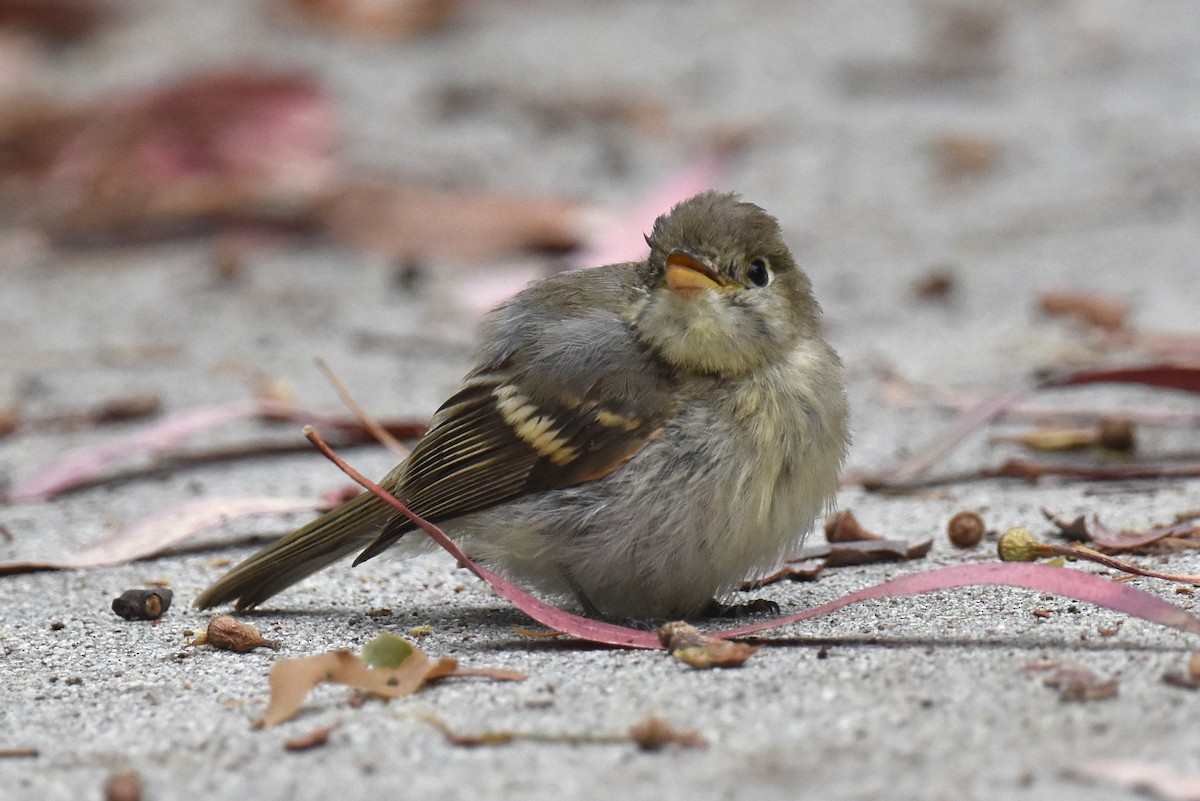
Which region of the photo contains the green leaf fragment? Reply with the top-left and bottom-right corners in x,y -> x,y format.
361,632 -> 415,668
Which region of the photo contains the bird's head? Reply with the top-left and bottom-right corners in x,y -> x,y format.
635,191 -> 821,377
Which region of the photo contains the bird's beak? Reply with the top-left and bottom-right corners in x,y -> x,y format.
664,249 -> 725,291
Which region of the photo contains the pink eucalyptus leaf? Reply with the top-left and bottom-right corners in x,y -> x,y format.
874,363 -> 1200,487
0,495 -> 325,575
306,428 -> 1200,650
1064,760 -> 1200,801
1086,515 -> 1198,552
714,562 -> 1200,641
42,72 -> 338,240
6,400 -> 268,502
456,263 -> 545,316
1049,364 -> 1200,395
571,150 -> 729,269
69,495 -> 326,567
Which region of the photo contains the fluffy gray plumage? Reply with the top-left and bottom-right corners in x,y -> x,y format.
195,191 -> 850,619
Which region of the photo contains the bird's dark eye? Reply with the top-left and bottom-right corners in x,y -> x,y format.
747,258 -> 771,287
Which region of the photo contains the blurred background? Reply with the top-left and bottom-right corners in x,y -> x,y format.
1,0 -> 1199,473
3,8 -> 1200,798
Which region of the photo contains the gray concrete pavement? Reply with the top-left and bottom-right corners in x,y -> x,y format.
3,2 -> 1200,799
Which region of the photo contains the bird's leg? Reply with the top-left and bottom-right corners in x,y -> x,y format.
572,588 -> 606,620
700,597 -> 780,618
560,570 -> 607,619
562,572 -> 665,629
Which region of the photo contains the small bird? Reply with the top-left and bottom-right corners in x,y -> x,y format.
195,191 -> 850,619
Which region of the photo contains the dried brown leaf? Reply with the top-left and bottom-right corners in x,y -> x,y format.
279,0 -> 460,40
1039,290 -> 1128,332
437,729 -> 515,747
657,622 -> 759,669
0,0 -> 113,43
1000,426 -> 1104,452
998,418 -> 1136,453
742,559 -> 826,589
799,538 -> 933,568
0,409 -> 17,438
320,180 -> 583,262
194,615 -> 280,653
628,716 -> 707,751
1043,509 -> 1200,553
86,395 -> 164,425
255,645 -> 457,728
1041,664 -> 1118,702
837,7 -> 1003,94
992,459 -> 1200,483
1162,653 -> 1200,690
1094,418 -> 1136,451
929,133 -> 999,180
1,72 -> 337,241
824,509 -> 884,542
1042,509 -> 1092,541
512,626 -> 566,639
284,722 -> 340,751
911,268 -> 957,300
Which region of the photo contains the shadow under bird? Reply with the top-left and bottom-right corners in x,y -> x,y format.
195,191 -> 850,620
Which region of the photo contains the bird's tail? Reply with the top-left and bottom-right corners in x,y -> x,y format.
194,490 -> 392,610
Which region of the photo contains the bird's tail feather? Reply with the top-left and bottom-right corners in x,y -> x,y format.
194,490 -> 391,610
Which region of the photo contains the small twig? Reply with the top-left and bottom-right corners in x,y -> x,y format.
994,406 -> 1200,428
16,428 -> 425,501
315,357 -> 409,457
999,528 -> 1200,586
0,748 -> 39,758
413,712 -> 704,750
991,459 -> 1200,483
304,426 -> 451,547
858,459 -> 1200,493
1067,546 -> 1200,586
284,722 -> 340,752
415,712 -> 629,747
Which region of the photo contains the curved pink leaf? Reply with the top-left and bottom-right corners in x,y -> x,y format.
305,428 -> 1200,650
0,495 -> 325,575
7,400 -> 267,502
68,496 -> 326,568
1049,364 -> 1200,395
714,562 -> 1200,640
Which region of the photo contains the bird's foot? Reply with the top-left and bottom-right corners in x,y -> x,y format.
700,597 -> 780,619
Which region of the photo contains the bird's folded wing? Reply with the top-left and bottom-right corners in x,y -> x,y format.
352,367 -> 672,564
